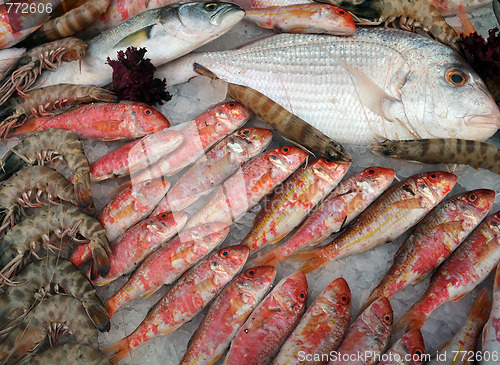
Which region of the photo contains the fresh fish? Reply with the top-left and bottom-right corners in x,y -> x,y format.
327,297 -> 393,365
249,166 -> 395,267
245,3 -> 356,35
295,171 -> 457,273
481,264 -> 500,364
393,211 -> 500,339
242,158 -> 350,255
37,1 -> 245,87
151,127 -> 273,215
273,277 -> 351,365
180,266 -> 277,365
103,245 -> 249,364
372,139 -> 500,175
104,222 -> 230,317
127,102 -> 252,188
379,330 -> 426,365
159,29 -> 500,145
224,271 -> 308,365
363,189 -> 495,311
91,211 -> 188,286
185,146 -> 308,229
428,288 -> 491,365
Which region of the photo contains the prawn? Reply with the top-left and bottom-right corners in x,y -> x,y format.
0,202 -> 111,286
0,129 -> 92,210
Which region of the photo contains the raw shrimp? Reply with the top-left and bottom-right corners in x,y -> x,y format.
0,38 -> 87,104
30,344 -> 111,365
0,83 -> 117,138
372,138 -> 500,175
0,165 -> 77,236
0,129 -> 92,209
0,256 -> 109,338
0,202 -> 111,286
0,295 -> 97,364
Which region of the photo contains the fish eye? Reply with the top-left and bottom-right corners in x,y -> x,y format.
280,147 -> 290,154
338,9 -> 345,15
340,294 -> 350,304
161,213 -> 167,218
220,248 -> 230,257
383,314 -> 392,323
368,168 -> 375,175
204,2 -> 218,11
204,224 -> 211,230
143,108 -> 152,115
240,129 -> 250,135
246,269 -> 255,276
298,291 -> 307,301
468,193 -> 478,202
144,181 -> 151,186
429,172 -> 438,181
445,68 -> 468,86
413,348 -> 424,358
227,102 -> 236,108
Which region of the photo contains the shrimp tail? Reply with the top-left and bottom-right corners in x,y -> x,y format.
73,173 -> 93,211
292,247 -> 330,273
81,299 -> 111,332
70,243 -> 92,267
89,87 -> 119,103
104,337 -> 132,364
89,234 -> 111,278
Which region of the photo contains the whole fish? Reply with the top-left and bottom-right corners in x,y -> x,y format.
327,297 -> 393,365
428,288 -> 491,365
273,277 -> 352,365
245,4 -> 356,35
151,127 -> 273,215
372,139 -> 500,175
89,129 -> 184,182
91,211 -> 188,286
295,171 -> 457,273
103,245 -> 249,364
224,271 -> 308,365
393,211 -> 500,339
249,166 -> 395,267
481,264 -> 500,364
37,2 -> 245,87
104,222 -> 230,317
127,102 -> 252,188
379,330 -> 426,365
242,158 -> 351,254
185,146 -> 308,229
180,266 -> 277,365
13,101 -> 170,140
159,29 -> 500,145
363,189 -> 495,311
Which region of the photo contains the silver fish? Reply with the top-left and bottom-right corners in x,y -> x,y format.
159,29 -> 500,145
37,1 -> 245,87
495,0 -> 500,26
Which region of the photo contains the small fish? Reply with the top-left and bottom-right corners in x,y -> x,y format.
185,146 -> 308,229
180,266 -> 277,365
363,189 -> 495,311
151,127 -> 273,214
428,288 -> 491,365
242,158 -> 350,255
104,222 -> 231,317
12,101 -> 170,141
249,166 -> 395,267
273,277 -> 352,365
103,245 -> 249,364
481,264 -> 500,364
393,211 -> 500,339
294,171 -> 457,273
328,297 -> 393,365
372,138 -> 500,175
223,271 -> 308,365
379,330 -> 426,365
98,178 -> 170,242
245,3 -> 356,35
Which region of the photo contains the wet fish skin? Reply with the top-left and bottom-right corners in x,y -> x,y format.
180,266 -> 277,365
481,264 -> 500,364
250,166 -> 395,267
159,29 -> 500,145
273,277 -> 351,365
185,145 -> 308,229
393,211 -> 500,339
151,127 -> 273,215
327,297 -> 393,365
363,189 -> 496,311
295,171 -> 457,273
242,158 -> 351,255
379,330 -> 426,365
224,271 -> 308,365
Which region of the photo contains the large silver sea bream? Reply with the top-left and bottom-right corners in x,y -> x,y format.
158,28 -> 500,145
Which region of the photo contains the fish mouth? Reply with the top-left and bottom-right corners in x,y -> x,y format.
465,112 -> 500,128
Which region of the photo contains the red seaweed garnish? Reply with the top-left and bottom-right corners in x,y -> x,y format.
107,47 -> 171,105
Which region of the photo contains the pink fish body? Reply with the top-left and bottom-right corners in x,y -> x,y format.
379,330 -> 426,365
481,264 -> 500,364
224,271 -> 308,365
180,266 -> 277,365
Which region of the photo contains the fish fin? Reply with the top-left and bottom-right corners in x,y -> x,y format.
469,288 -> 492,323
393,309 -> 426,339
96,277 -> 116,287
82,299 -> 111,332
451,293 -> 468,302
249,248 -> 284,267
434,220 -> 465,235
103,338 -> 132,364
142,287 -> 161,299
292,246 -> 330,274
411,274 -> 428,284
256,22 -> 273,29
458,4 -> 477,36
438,340 -> 450,351
115,25 -> 154,48
390,197 -> 423,210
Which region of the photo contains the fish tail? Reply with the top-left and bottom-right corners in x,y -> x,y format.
103,337 -> 132,364
70,243 -> 92,267
82,298 -> 111,332
104,289 -> 128,317
469,288 -> 492,324
292,247 -> 330,274
393,307 -> 427,340
360,288 -> 384,313
249,247 -> 286,267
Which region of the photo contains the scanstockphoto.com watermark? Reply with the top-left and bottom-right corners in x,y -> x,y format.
297,350 -> 431,363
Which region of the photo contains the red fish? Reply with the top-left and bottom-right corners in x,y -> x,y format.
379,330 -> 426,365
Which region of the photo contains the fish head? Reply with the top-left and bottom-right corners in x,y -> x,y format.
131,178 -> 170,205
317,0 -> 384,20
323,277 -> 352,317
321,5 -> 357,36
415,171 -> 457,203
123,102 -> 171,135
160,2 -> 245,44
367,296 -> 393,335
151,211 -> 188,238
214,102 -> 252,130
312,159 -> 351,183
456,189 -> 496,219
213,245 -> 250,272
239,266 -> 277,290
395,330 -> 426,365
359,167 -> 396,193
276,271 -> 308,315
189,222 -> 231,245
231,127 -> 274,158
268,146 -> 308,172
